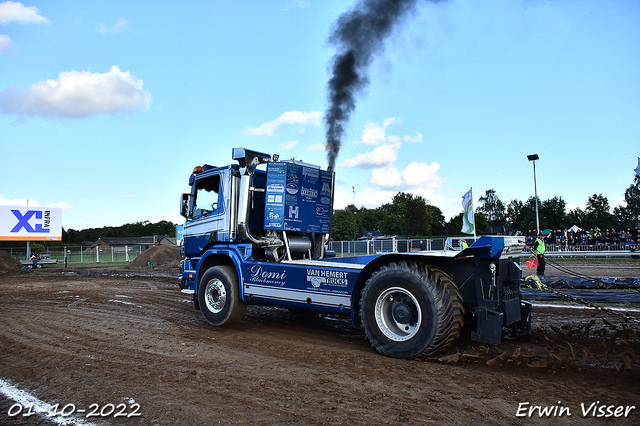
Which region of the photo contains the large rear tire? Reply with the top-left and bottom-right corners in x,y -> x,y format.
198,265 -> 246,326
360,261 -> 464,358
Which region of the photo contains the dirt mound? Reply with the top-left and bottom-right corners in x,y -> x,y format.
129,245 -> 181,268
0,250 -> 22,273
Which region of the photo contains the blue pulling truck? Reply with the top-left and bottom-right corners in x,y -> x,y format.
178,148 -> 531,358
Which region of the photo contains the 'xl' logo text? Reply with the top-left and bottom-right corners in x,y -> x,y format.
11,210 -> 51,233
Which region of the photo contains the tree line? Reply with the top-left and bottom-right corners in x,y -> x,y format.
330,175 -> 640,240
63,220 -> 177,244
330,192 -> 463,241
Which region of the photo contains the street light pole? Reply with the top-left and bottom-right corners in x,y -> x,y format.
352,186 -> 356,242
527,154 -> 540,235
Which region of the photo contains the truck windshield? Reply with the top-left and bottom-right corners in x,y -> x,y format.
193,175 -> 221,217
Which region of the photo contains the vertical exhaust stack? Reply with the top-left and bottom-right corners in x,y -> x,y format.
233,148 -> 283,250
324,0 -> 422,169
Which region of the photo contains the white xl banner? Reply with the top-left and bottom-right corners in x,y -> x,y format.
0,206 -> 62,241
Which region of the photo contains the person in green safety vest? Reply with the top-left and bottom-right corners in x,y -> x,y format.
594,227 -> 602,245
459,239 -> 469,250
533,232 -> 546,275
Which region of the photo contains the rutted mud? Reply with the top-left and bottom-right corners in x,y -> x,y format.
0,263 -> 638,425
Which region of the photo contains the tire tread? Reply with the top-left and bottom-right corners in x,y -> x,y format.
360,261 -> 464,358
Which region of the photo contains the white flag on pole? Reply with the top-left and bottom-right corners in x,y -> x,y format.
461,188 -> 475,235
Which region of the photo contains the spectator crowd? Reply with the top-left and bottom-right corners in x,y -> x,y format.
522,226 -> 639,252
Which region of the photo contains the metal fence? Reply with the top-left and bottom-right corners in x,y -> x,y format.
327,237 -> 638,258
545,244 -> 633,252
327,238 -> 457,257
1,245 -> 148,265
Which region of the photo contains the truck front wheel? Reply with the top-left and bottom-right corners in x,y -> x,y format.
198,265 -> 246,326
360,262 -> 464,358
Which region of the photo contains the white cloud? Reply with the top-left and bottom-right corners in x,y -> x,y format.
358,187 -> 398,207
283,1 -> 310,11
333,186 -> 392,209
565,201 -> 587,212
241,110 -> 322,136
48,201 -> 74,210
611,196 -> 626,211
0,66 -> 152,118
0,194 -> 73,210
401,161 -> 442,188
387,131 -> 423,143
339,142 -> 401,168
412,190 -> 446,210
119,194 -> 139,199
308,143 -> 325,151
0,1 -> 49,25
0,34 -> 16,53
409,132 -> 422,143
280,140 -> 299,150
359,120 -> 392,145
333,156 -> 445,215
333,186 -> 446,212
98,18 -> 130,36
0,194 -> 31,206
369,166 -> 403,187
369,161 -> 442,190
356,117 -> 422,146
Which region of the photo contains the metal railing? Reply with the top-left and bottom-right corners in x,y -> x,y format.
327,238 -> 435,257
545,243 -> 634,252
327,238 -> 639,258
1,245 -> 147,265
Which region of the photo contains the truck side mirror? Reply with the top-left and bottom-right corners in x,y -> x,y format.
180,193 -> 192,218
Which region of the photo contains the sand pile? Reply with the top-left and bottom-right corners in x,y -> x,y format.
0,250 -> 22,273
129,245 -> 181,268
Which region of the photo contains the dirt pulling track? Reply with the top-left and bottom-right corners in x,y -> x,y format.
0,262 -> 638,426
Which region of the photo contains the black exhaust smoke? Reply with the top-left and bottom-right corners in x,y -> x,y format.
325,0 -> 423,169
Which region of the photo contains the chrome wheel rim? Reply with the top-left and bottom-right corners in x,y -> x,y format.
204,279 -> 226,314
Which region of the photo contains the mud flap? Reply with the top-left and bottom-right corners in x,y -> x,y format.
503,298 -> 522,324
471,307 -> 503,346
517,301 -> 532,333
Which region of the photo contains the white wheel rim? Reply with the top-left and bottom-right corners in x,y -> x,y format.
374,287 -> 421,342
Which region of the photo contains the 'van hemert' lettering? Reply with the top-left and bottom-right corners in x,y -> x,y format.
307,269 -> 347,279
306,269 -> 348,286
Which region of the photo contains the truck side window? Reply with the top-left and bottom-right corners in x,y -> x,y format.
193,175 -> 221,218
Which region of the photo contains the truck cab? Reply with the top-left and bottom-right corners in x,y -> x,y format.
181,164 -> 239,254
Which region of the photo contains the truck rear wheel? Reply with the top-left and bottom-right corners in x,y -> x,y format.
198,265 -> 246,326
360,262 -> 464,358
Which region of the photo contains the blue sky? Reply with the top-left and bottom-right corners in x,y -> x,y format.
1,0 -> 638,232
